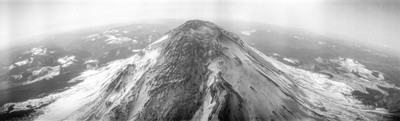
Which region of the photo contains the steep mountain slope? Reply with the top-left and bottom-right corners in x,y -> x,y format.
1,20 -> 397,121
0,23 -> 167,109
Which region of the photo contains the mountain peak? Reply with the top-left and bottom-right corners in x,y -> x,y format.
178,19 -> 220,31
166,20 -> 223,38
160,20 -> 225,68
160,20 -> 246,63
163,20 -> 244,49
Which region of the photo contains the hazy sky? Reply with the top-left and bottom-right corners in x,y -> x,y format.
1,0 -> 399,52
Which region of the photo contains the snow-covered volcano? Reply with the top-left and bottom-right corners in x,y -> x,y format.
1,20 -> 398,121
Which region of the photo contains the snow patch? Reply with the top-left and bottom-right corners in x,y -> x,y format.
85,34 -> 101,41
12,74 -> 23,80
103,29 -> 119,34
14,59 -> 29,66
283,57 -> 299,64
31,48 -> 161,120
24,66 -> 60,85
149,35 -> 169,47
132,49 -> 141,52
293,35 -> 305,40
8,65 -> 15,70
58,56 -> 77,68
25,47 -> 47,55
104,35 -> 135,44
241,30 -> 256,36
84,59 -> 98,64
335,58 -> 372,75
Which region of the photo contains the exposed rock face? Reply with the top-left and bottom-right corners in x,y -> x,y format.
138,20 -> 223,120
2,20 -> 397,121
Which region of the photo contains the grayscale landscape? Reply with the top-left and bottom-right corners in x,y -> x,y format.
1,0 -> 400,121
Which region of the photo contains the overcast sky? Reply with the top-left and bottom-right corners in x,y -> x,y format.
1,0 -> 399,52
